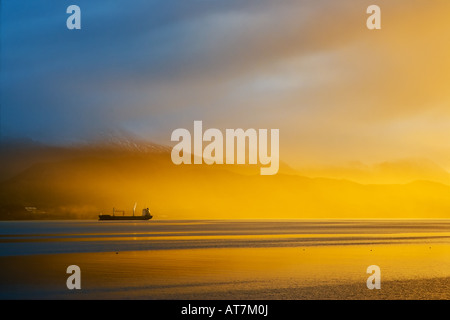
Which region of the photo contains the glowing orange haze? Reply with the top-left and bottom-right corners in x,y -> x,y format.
3,2 -> 450,220
1,146 -> 450,220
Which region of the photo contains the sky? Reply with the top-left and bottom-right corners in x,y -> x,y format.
2,0 -> 450,169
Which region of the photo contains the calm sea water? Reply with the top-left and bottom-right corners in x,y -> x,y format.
1,219 -> 450,299
1,219 -> 450,256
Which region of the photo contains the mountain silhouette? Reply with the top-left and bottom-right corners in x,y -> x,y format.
1,139 -> 450,219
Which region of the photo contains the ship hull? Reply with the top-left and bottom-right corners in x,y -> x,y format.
98,215 -> 152,221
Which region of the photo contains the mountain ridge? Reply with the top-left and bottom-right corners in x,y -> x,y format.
2,139 -> 450,220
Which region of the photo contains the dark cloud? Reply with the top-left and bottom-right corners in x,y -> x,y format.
2,0 -> 450,168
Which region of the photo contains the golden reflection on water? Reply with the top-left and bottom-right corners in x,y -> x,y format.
2,232 -> 450,244
1,220 -> 449,299
2,243 -> 449,299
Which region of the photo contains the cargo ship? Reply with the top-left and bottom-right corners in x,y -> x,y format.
99,203 -> 153,221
